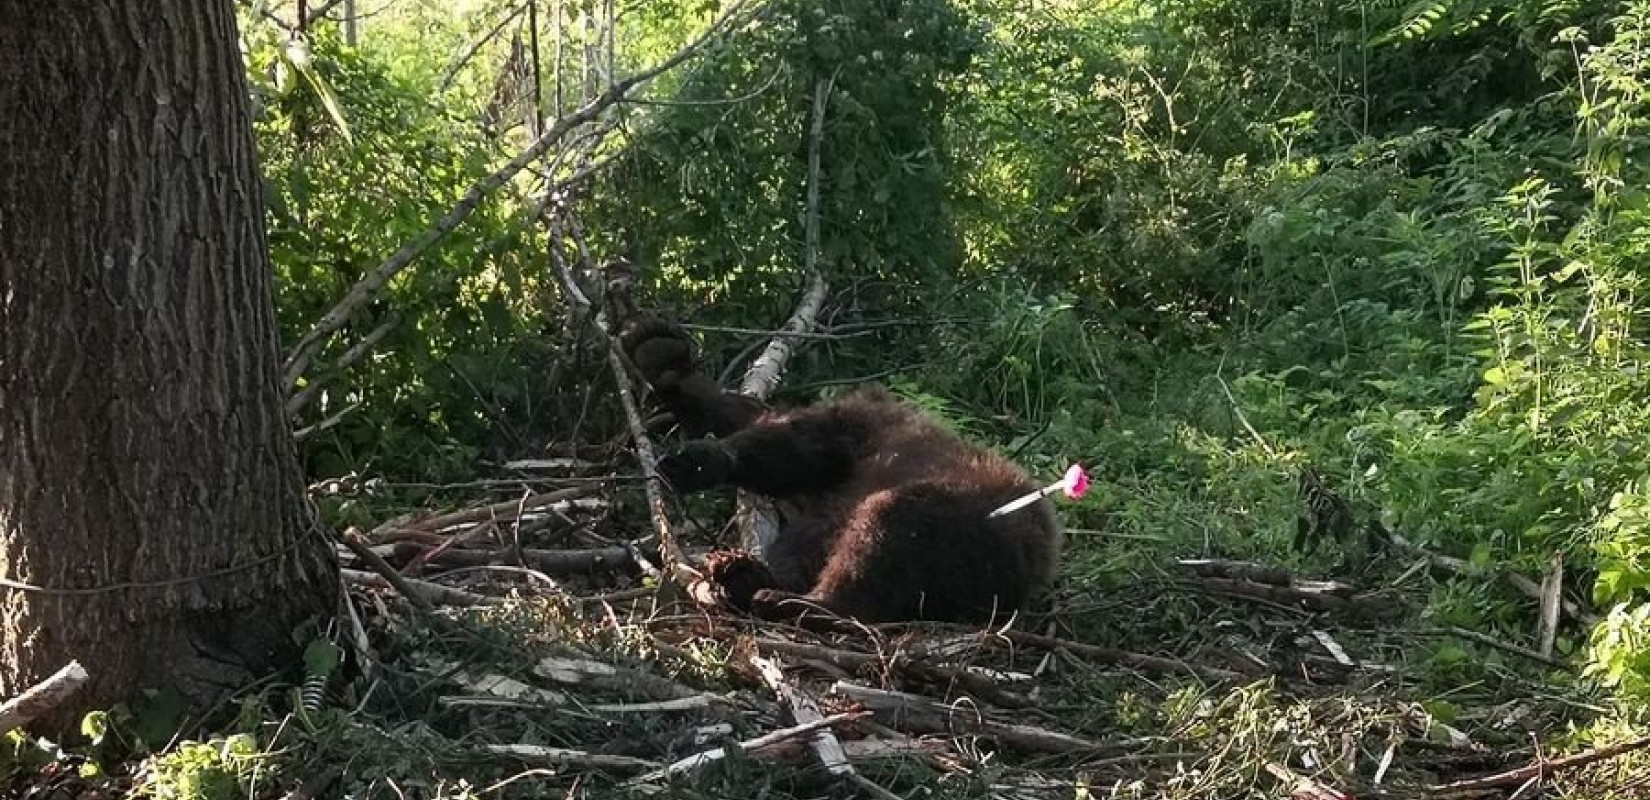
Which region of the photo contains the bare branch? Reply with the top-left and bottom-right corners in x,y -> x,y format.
736,75 -> 835,401
1414,627 -> 1570,670
486,744 -> 658,772
292,401 -> 359,441
548,218 -> 699,587
340,568 -> 503,607
831,682 -> 1103,754
753,653 -> 853,778
379,484 -> 604,535
628,711 -> 870,787
1427,735 -> 1650,793
1537,551 -> 1563,658
1385,530 -> 1599,625
287,314 -> 397,418
438,3 -> 530,94
392,542 -> 633,575
731,76 -> 834,554
342,533 -> 435,612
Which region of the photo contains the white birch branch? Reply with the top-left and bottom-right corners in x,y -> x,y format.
734,76 -> 834,554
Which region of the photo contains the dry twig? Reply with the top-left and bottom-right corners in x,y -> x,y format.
752,652 -> 854,777
342,533 -> 435,612
1387,530 -> 1598,625
910,625 -> 1252,682
1537,551 -> 1563,659
1415,627 -> 1569,670
755,637 -> 1029,708
340,568 -> 502,607
486,743 -> 659,772
628,711 -> 871,788
548,220 -> 700,588
392,543 -> 632,575
374,485 -> 603,537
1426,735 -> 1650,794
832,682 -> 1105,754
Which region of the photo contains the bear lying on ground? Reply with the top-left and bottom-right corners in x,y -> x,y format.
620,314 -> 1064,624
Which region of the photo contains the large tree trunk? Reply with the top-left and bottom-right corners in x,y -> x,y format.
0,0 -> 338,732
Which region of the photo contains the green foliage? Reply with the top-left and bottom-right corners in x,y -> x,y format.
133,735 -> 263,800
589,0 -> 976,320
243,17 -> 561,480
239,0 -> 1650,712
924,0 -> 1650,700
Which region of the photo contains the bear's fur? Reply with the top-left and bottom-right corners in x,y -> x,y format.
619,314 -> 1063,623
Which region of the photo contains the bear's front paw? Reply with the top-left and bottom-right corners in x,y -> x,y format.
656,439 -> 733,493
702,549 -> 779,611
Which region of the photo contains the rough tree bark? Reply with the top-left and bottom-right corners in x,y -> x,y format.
0,0 -> 339,732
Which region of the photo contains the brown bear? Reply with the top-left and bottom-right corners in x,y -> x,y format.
620,314 -> 1063,624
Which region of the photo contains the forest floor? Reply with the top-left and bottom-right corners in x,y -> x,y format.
244,454 -> 1647,800
6,453 -> 1645,800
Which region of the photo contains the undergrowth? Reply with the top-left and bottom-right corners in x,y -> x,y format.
32,0 -> 1650,794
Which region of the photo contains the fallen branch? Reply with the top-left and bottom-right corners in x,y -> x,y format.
1426,734 -> 1650,794
533,654 -> 699,700
502,457 -> 602,472
281,0 -> 763,396
1387,530 -> 1598,625
628,711 -> 870,787
883,624 -> 1251,682
737,77 -> 833,402
340,568 -> 503,607
585,695 -> 728,714
1195,576 -> 1359,613
486,743 -> 659,772
832,682 -> 1104,754
549,219 -> 699,588
1537,551 -> 1563,659
784,736 -> 950,763
432,664 -> 568,706
1177,558 -> 1295,587
733,76 -> 835,555
1414,627 -> 1569,670
753,652 -> 853,778
392,542 -> 633,575
377,485 -> 603,537
0,661 -> 89,734
755,637 -> 1029,709
343,533 -> 435,612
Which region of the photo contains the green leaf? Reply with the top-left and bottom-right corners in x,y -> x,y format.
303,639 -> 344,677
287,53 -> 355,146
1468,542 -> 1494,569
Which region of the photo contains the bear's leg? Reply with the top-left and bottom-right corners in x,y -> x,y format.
656,402 -> 877,496
714,405 -> 881,496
